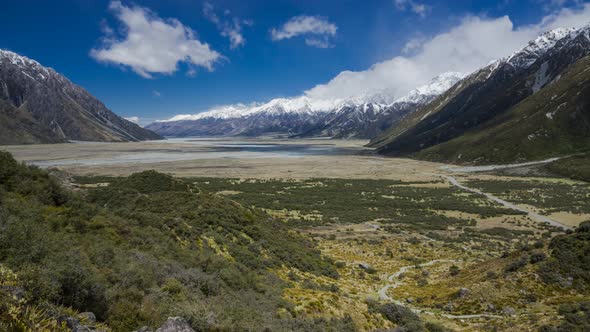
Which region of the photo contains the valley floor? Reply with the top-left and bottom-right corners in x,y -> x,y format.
2,138 -> 589,331
0,138 -> 440,180
2,138 -> 588,230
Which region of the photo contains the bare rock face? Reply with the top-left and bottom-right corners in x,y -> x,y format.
0,49 -> 162,144
155,317 -> 195,332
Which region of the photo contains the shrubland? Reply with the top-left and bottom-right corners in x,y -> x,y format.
0,151 -> 345,331
545,154 -> 590,183
2,151 -> 590,331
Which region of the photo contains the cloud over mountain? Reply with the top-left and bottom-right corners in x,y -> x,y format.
304,4 -> 590,101
91,1 -> 221,78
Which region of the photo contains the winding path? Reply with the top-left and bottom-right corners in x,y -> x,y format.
440,157 -> 562,173
377,260 -> 502,320
374,167 -> 570,320
441,175 -> 570,230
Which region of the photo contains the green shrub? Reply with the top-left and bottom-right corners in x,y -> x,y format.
540,301 -> 590,331
539,221 -> 590,290
449,265 -> 460,276
0,152 -> 339,331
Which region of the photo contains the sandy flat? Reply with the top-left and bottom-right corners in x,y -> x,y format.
1,138 -> 444,181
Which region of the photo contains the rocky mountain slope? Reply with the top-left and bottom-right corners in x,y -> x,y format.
0,50 -> 162,144
147,73 -> 463,139
371,26 -> 590,163
415,54 -> 590,164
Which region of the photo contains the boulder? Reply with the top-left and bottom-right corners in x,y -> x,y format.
458,288 -> 470,298
77,312 -> 96,324
73,327 -> 99,332
443,303 -> 454,312
64,317 -> 80,330
60,314 -> 106,332
156,317 -> 195,332
358,262 -> 373,270
133,327 -> 154,332
502,307 -> 516,316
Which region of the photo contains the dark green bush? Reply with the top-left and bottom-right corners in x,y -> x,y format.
539,221 -> 590,290
0,152 -> 339,331
540,301 -> 590,331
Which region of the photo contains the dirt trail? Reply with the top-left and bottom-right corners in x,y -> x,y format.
441,175 -> 570,230
377,260 -> 502,320
440,157 -> 562,173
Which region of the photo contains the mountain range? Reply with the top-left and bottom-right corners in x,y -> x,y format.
146,72 -> 464,139
2,23 -> 589,165
370,25 -> 590,164
0,50 -> 161,145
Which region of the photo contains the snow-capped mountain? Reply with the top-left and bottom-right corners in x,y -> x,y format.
0,49 -> 162,144
296,72 -> 464,138
505,28 -> 577,69
147,72 -> 464,139
372,24 -> 590,160
149,27 -> 586,141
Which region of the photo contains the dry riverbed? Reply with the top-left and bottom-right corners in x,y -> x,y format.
1,138 -> 443,181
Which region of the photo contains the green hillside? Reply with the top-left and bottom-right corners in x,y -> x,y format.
545,154 -> 590,182
415,55 -> 590,164
0,152 -> 346,331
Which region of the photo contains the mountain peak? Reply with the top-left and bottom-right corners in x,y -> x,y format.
0,49 -> 53,81
0,49 -> 162,144
505,27 -> 578,69
158,71 -> 464,124
394,71 -> 464,104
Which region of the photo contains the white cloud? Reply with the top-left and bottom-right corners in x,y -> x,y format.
224,24 -> 246,49
159,3 -> 590,123
271,16 -> 337,47
91,1 -> 221,78
203,2 -> 249,49
394,0 -> 430,17
401,37 -> 426,54
305,4 -> 590,101
305,38 -> 333,48
124,116 -> 140,124
152,90 -> 161,97
202,2 -> 220,24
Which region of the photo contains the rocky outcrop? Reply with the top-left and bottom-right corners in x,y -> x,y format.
155,317 -> 195,332
61,313 -> 105,332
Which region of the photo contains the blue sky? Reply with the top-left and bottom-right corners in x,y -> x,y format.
1,0 -> 589,124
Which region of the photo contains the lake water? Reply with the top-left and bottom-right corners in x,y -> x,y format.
29,138 -> 372,167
